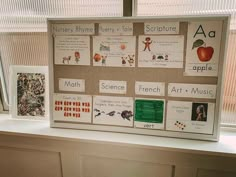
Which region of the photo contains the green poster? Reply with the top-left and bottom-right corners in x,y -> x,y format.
135,99 -> 164,123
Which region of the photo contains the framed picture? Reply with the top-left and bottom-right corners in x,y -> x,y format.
10,66 -> 48,120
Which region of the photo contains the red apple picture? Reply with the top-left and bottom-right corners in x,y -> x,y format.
192,39 -> 214,62
120,44 -> 126,50
93,53 -> 101,62
197,46 -> 214,62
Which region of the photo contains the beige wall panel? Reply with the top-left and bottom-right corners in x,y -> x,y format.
0,147 -> 62,177
197,169 -> 236,177
80,155 -> 173,177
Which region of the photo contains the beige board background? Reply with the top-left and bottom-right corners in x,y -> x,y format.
54,22 -> 217,101
49,16 -> 229,140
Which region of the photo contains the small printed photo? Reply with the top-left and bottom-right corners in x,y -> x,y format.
17,73 -> 45,117
191,103 -> 208,122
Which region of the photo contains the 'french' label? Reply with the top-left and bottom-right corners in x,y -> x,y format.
144,22 -> 179,34
59,78 -> 85,92
135,81 -> 165,96
99,80 -> 127,94
168,83 -> 216,99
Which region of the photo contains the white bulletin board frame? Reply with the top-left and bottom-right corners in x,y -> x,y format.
48,15 -> 230,141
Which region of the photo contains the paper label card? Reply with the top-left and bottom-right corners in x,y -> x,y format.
168,83 -> 217,99
53,24 -> 95,35
134,99 -> 165,130
54,36 -> 90,65
99,23 -> 133,35
99,80 -> 127,94
59,78 -> 85,92
144,22 -> 179,34
166,101 -> 215,134
53,93 -> 92,123
185,21 -> 222,76
93,96 -> 134,127
135,81 -> 165,96
138,35 -> 184,68
93,36 -> 136,67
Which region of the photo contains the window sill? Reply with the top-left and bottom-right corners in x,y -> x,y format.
0,114 -> 235,157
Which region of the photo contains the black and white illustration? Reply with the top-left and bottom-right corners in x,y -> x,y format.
17,73 -> 46,117
10,66 -> 48,119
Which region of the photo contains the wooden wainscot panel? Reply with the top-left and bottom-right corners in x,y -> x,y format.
197,169 -> 236,177
0,147 -> 62,177
80,155 -> 173,177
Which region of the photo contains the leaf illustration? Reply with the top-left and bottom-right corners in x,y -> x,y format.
192,39 -> 204,49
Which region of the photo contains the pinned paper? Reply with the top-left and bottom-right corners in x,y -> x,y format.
53,24 -> 94,35
99,23 -> 133,35
59,78 -> 85,92
54,36 -> 90,65
93,36 -> 136,67
184,21 -> 222,76
144,22 -> 179,34
99,80 -> 127,94
53,93 -> 92,123
135,81 -> 165,96
93,96 -> 134,127
166,101 -> 215,134
138,35 -> 184,68
134,98 -> 165,130
168,83 -> 217,99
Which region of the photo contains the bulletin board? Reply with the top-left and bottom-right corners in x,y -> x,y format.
48,15 -> 230,141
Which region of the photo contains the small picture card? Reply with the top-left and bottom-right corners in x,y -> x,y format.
138,35 -> 184,68
54,36 -> 90,65
168,83 -> 216,99
93,96 -> 134,127
144,22 -> 179,34
99,80 -> 127,94
135,81 -> 165,96
59,78 -> 85,92
93,36 -> 136,67
184,21 -> 223,76
134,98 -> 165,130
53,93 -> 92,123
166,101 -> 215,134
10,66 -> 48,120
52,24 -> 95,35
99,23 -> 133,35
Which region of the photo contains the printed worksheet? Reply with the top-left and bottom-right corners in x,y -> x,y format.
185,21 -> 222,76
53,93 -> 92,123
93,36 -> 136,67
54,36 -> 90,65
134,98 -> 165,130
93,96 -> 134,127
166,101 -> 215,134
138,35 -> 184,68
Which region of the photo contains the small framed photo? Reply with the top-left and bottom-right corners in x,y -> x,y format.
10,66 -> 48,120
191,103 -> 208,122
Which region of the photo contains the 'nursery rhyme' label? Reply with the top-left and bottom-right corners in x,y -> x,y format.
53,24 -> 94,35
